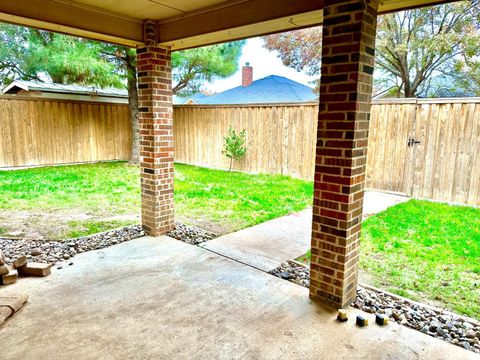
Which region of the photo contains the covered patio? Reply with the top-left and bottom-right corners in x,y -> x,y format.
1,235 -> 475,359
0,0 -> 470,356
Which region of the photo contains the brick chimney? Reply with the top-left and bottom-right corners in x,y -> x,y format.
242,62 -> 253,86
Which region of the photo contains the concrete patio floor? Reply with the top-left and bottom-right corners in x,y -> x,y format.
201,209 -> 311,271
201,190 -> 410,272
362,190 -> 410,217
0,235 -> 472,360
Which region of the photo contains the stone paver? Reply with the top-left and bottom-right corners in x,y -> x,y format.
0,236 -> 474,360
18,263 -> 51,277
0,294 -> 28,325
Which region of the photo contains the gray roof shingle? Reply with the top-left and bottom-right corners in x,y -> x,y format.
200,75 -> 317,105
2,80 -> 127,97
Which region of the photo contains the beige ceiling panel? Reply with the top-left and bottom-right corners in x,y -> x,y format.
0,0 -> 144,46
70,0 -> 235,19
146,0 -> 238,14
380,0 -> 458,13
70,0 -> 178,18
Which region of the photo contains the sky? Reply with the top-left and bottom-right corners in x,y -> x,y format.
204,37 -> 317,93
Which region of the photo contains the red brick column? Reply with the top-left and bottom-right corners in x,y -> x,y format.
136,21 -> 174,236
310,0 -> 378,308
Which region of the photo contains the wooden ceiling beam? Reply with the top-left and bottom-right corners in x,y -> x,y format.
380,0 -> 460,14
157,0 -> 459,50
157,0 -> 325,45
0,0 -> 144,47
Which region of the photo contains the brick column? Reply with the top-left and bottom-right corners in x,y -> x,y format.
137,21 -> 174,236
310,0 -> 378,309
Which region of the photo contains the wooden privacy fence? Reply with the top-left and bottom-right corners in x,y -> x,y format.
1,96 -> 479,206
174,104 -> 319,178
174,99 -> 480,206
367,98 -> 480,206
0,96 -> 131,167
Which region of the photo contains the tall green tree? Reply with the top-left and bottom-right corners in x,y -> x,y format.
0,24 -> 245,163
95,45 -> 141,162
104,42 -> 245,162
375,0 -> 480,97
451,60 -> 480,96
172,41 -> 246,95
96,42 -> 245,163
263,27 -> 322,92
0,25 -> 123,87
263,1 -> 480,97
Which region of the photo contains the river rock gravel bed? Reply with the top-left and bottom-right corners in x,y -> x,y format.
0,225 -> 146,266
167,223 -> 217,244
269,260 -> 480,354
269,260 -> 310,287
0,223 -> 216,269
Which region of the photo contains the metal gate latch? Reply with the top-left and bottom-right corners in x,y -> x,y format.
408,137 -> 421,147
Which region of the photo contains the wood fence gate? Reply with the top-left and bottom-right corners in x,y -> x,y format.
366,98 -> 480,206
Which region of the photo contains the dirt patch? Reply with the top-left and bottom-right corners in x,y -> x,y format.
175,215 -> 234,236
0,210 -> 138,240
358,269 -> 377,285
0,210 -> 224,241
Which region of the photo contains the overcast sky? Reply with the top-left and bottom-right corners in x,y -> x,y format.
205,37 -> 317,93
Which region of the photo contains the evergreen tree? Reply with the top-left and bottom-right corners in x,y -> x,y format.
0,24 -> 245,163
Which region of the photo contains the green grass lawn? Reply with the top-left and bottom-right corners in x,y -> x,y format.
1,161 -> 478,318
298,199 -> 480,319
360,199 -> 480,319
0,161 -> 313,239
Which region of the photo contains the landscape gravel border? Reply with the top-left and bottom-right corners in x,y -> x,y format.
166,223 -> 217,244
269,260 -> 480,354
0,222 -> 216,268
0,225 -> 146,266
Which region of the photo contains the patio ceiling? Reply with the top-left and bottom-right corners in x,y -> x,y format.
0,0 -> 458,49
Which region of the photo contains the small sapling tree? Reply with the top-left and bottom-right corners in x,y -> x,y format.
222,126 -> 247,171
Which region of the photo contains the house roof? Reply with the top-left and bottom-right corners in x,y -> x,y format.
3,80 -> 128,98
2,80 -> 129,104
200,75 -> 317,105
173,93 -> 210,105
